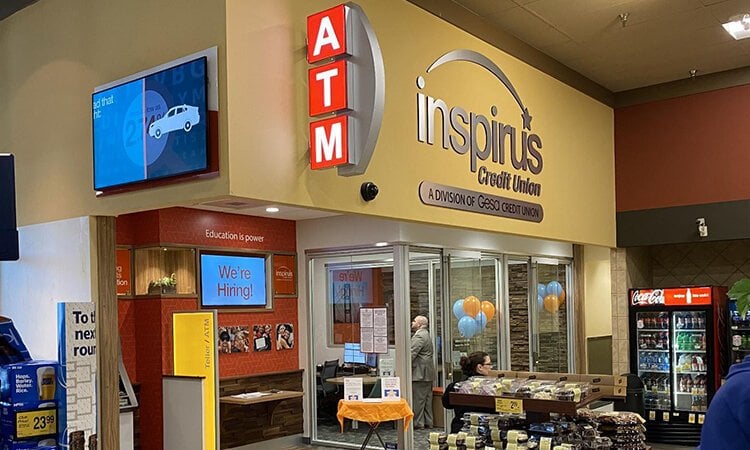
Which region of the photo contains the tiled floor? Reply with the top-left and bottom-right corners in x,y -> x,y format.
230,433 -> 697,450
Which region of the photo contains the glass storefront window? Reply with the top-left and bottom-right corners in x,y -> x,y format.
447,254 -> 501,379
308,247 -> 573,450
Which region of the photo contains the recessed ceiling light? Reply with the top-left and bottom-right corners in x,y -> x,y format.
265,207 -> 280,213
723,14 -> 750,40
375,242 -> 388,247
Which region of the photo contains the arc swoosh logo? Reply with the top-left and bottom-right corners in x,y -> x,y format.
426,49 -> 532,130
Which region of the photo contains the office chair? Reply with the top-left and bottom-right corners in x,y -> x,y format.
317,359 -> 339,397
316,359 -> 340,420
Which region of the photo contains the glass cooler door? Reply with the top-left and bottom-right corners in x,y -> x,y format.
636,311 -> 671,410
729,300 -> 750,364
672,310 -> 708,412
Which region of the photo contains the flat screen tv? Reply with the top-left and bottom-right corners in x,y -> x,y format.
199,251 -> 269,308
92,56 -> 209,191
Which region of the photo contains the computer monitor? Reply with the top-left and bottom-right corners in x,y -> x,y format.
343,342 -> 378,367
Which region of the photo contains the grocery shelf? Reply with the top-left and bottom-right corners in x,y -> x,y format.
639,349 -> 670,352
676,371 -> 706,375
675,329 -> 705,332
674,350 -> 705,353
675,392 -> 706,395
638,328 -> 669,331
639,370 -> 670,373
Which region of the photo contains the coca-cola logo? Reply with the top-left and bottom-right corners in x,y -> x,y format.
631,289 -> 664,305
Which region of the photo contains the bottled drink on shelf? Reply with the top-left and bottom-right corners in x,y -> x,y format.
697,313 -> 705,329
732,309 -> 740,327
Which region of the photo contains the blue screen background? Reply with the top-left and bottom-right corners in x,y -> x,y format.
200,254 -> 267,307
93,57 -> 208,190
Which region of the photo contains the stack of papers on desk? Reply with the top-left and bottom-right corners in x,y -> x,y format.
232,392 -> 271,399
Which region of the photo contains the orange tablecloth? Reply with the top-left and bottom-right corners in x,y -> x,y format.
337,398 -> 414,431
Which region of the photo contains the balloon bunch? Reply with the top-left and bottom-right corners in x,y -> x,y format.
453,296 -> 496,338
537,280 -> 566,313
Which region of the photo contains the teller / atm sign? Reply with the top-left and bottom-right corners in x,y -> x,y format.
15,408 -> 57,439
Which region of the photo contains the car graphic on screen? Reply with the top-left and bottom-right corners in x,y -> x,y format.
148,104 -> 200,139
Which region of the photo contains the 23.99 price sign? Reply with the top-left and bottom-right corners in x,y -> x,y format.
15,408 -> 57,438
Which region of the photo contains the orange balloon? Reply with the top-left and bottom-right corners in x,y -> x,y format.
481,301 -> 496,322
557,289 -> 566,306
463,296 -> 481,317
543,294 -> 559,313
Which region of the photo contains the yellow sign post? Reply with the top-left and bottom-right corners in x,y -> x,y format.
173,311 -> 218,450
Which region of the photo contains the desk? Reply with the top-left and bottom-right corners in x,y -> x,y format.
327,375 -> 379,386
220,390 -> 303,425
337,399 -> 414,450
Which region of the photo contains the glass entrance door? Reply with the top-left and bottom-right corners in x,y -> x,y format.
308,249 -> 396,448
407,248 -> 443,450
532,259 -> 573,372
506,257 -> 573,372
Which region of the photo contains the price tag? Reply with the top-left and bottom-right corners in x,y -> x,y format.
688,414 -> 696,424
15,408 -> 57,439
648,411 -> 656,420
662,412 -> 670,422
495,397 -> 523,414
698,414 -> 705,424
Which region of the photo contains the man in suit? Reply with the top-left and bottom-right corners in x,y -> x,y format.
411,315 -> 435,429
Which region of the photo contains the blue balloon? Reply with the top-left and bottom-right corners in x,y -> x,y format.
537,295 -> 544,307
475,311 -> 488,329
453,299 -> 466,320
537,283 -> 547,298
547,280 -> 563,297
458,315 -> 478,338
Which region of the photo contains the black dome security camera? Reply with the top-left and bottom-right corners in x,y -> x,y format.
360,182 -> 379,201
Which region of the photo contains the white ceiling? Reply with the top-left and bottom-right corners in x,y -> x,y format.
450,0 -> 750,92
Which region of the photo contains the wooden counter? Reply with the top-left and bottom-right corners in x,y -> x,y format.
220,390 -> 303,406
219,370 -> 303,449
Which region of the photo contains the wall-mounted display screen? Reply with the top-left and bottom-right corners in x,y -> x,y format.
93,56 -> 209,191
200,252 -> 268,308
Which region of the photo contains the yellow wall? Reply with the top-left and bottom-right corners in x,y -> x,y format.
584,245 -> 612,337
2,0 -> 615,248
0,0 -> 228,227
225,0 -> 616,247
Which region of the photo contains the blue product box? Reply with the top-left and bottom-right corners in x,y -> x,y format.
0,361 -> 59,406
0,317 -> 32,366
1,437 -> 57,449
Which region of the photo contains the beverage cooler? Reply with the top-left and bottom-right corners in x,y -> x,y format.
629,286 -> 728,446
729,299 -> 750,364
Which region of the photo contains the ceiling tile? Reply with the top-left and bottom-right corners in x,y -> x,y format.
423,0 -> 750,91
486,6 -> 572,49
451,0 -> 522,17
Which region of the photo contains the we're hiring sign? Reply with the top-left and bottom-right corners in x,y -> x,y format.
306,3 -> 384,176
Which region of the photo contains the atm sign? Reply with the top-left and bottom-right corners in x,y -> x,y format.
307,4 -> 352,170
